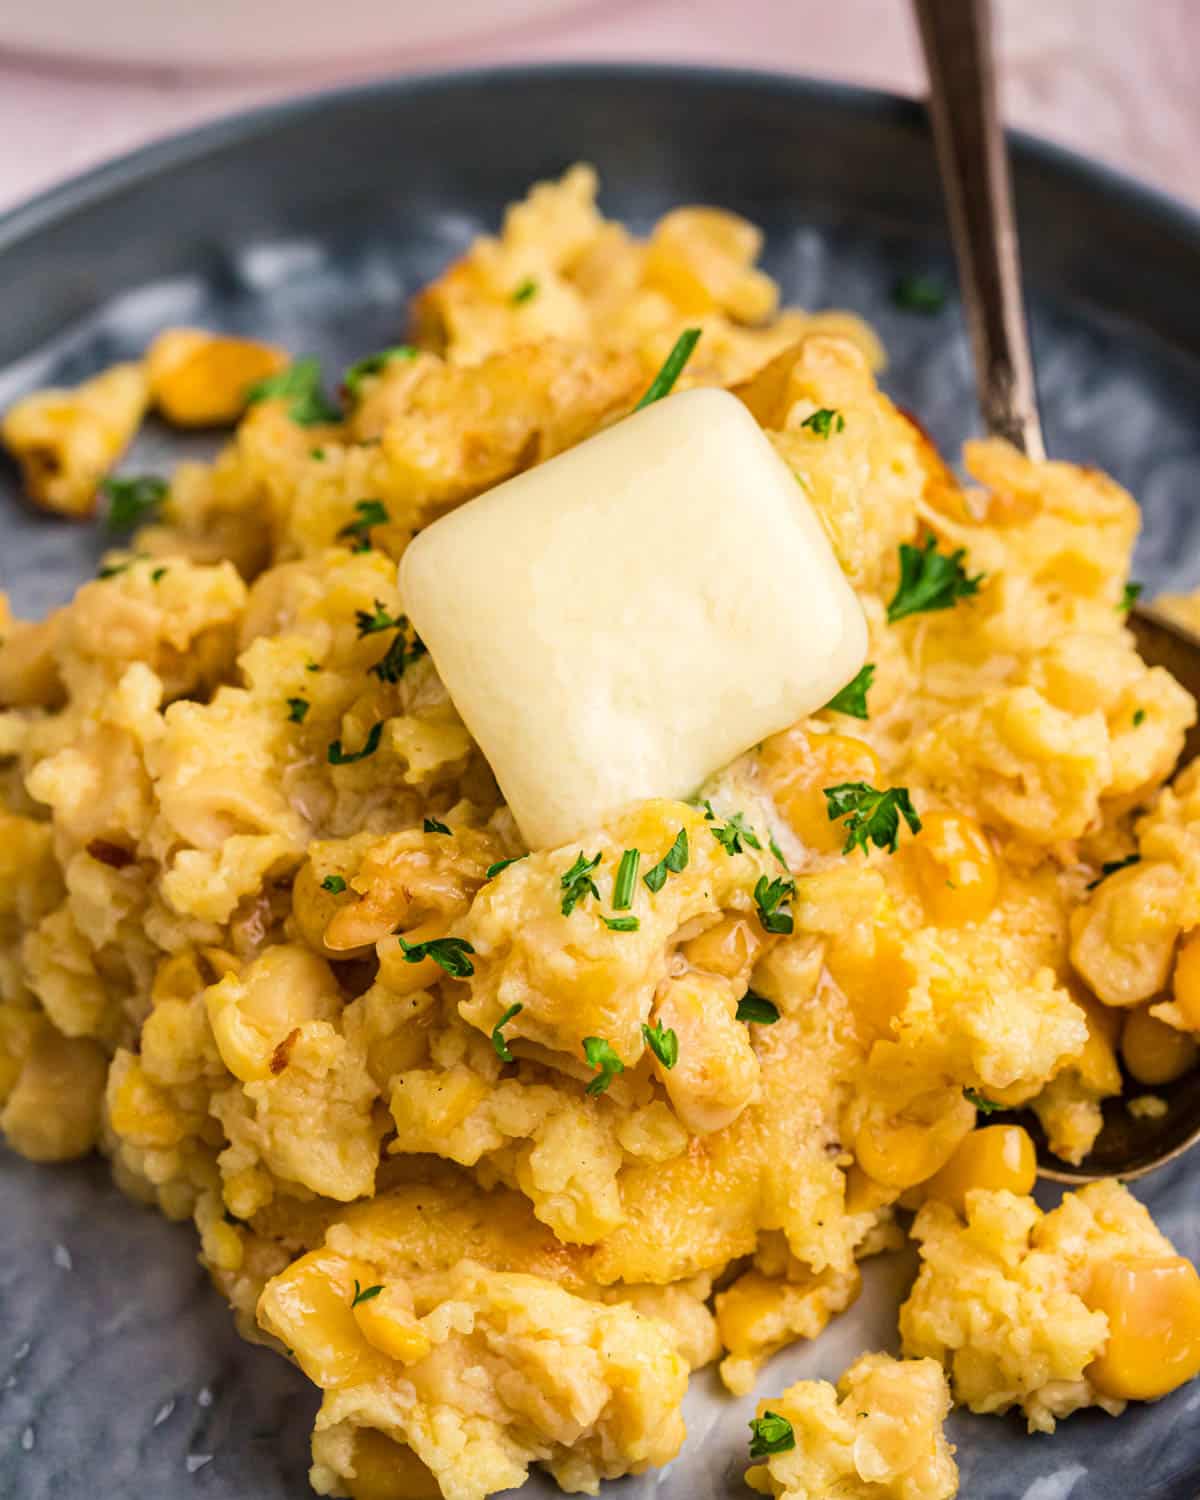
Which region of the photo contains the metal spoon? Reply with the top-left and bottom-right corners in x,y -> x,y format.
915,0 -> 1200,1181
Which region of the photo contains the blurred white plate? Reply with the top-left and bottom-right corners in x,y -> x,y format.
3,0 -> 584,70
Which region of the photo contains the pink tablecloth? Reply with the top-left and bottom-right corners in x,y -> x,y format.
1,0 -> 1197,215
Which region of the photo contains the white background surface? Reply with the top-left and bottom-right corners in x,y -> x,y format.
0,0 -> 1196,215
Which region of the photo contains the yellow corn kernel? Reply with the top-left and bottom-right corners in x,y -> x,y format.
352,1288 -> 432,1365
642,207 -> 778,323
345,1430 -> 441,1500
854,1092 -> 975,1191
292,858 -> 362,959
680,914 -> 764,980
147,328 -> 288,427
1172,930 -> 1200,1031
1121,1006 -> 1199,1085
923,1125 -> 1037,1216
844,1162 -> 898,1217
1085,1255 -> 1200,1401
106,1050 -> 194,1150
151,951 -> 208,1006
760,728 -> 882,853
908,810 -> 999,926
1,362 -> 148,516
257,1248 -> 392,1390
375,919 -> 454,997
0,1025 -> 107,1162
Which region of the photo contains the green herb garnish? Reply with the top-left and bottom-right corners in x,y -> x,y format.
603,915 -> 640,932
321,875 -> 347,894
286,697 -> 310,724
491,1002 -> 523,1061
583,1036 -> 624,1096
824,782 -> 921,855
768,833 -> 789,869
612,849 -> 640,910
644,828 -> 689,892
397,934 -> 476,977
337,499 -> 390,551
511,278 -> 538,305
343,346 -> 417,401
824,663 -> 875,720
892,273 -> 947,313
1119,582 -> 1143,614
246,356 -> 340,425
423,817 -> 451,835
328,722 -> 384,765
801,407 -> 845,439
351,1280 -> 383,1308
1133,708 -> 1146,727
887,537 -> 983,623
706,805 -> 762,855
737,992 -> 780,1025
150,566 -> 167,584
355,599 -> 401,636
963,1087 -> 1002,1114
102,474 -> 167,533
486,855 -> 528,880
1086,854 -> 1141,891
749,1411 -> 795,1459
635,328 -> 701,410
561,852 -> 602,917
641,1020 -> 678,1069
371,630 -> 427,685
754,875 -> 795,935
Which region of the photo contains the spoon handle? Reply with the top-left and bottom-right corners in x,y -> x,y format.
913,0 -> 1045,459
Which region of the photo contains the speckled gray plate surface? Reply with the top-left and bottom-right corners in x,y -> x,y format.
3,64 -> 1200,1500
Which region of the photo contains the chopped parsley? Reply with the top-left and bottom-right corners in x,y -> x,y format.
310,447 -> 325,460
343,345 -> 417,401
754,875 -> 795,935
491,1002 -> 523,1062
286,697 -> 310,724
355,599 -> 401,636
801,407 -> 845,439
612,849 -> 640,910
1133,708 -> 1146,727
306,662 -> 320,673
749,1411 -> 795,1459
486,855 -> 528,879
963,1087 -> 1002,1113
635,328 -> 701,410
327,722 -> 384,764
337,499 -> 390,551
561,852 -> 602,917
824,663 -> 875,720
511,278 -> 538,305
371,629 -> 427,685
150,566 -> 167,584
892,273 -> 947,313
737,992 -> 780,1025
1086,853 -> 1141,891
824,782 -> 922,855
1119,581 -> 1144,614
768,833 -> 789,869
246,356 -> 341,425
102,474 -> 167,533
583,1036 -> 624,1096
603,915 -> 640,932
98,558 -> 137,579
351,1280 -> 383,1308
644,827 -> 689,892
887,537 -> 983,623
397,934 -> 476,977
320,875 -> 347,894
423,817 -> 451,835
641,1019 -> 678,1069
705,804 -> 762,855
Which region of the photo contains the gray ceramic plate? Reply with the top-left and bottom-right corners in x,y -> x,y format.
3,64 -> 1200,1500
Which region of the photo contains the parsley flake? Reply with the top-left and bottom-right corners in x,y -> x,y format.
1086,854 -> 1141,891
321,875 -> 347,894
737,992 -> 780,1025
102,474 -> 167,533
888,537 -> 983,623
343,346 -> 417,401
486,855 -> 528,879
768,833 -> 789,869
351,1280 -> 383,1308
749,1411 -> 795,1459
246,356 -> 341,425
801,407 -> 845,438
612,849 -> 640,910
892,273 -> 947,313
371,630 -> 426,685
286,697 -> 310,724
642,1020 -> 678,1069
397,934 -> 476,977
423,817 -> 451,835
561,852 -> 602,917
1119,581 -> 1143,614
706,805 -> 762,855
337,499 -> 390,551
327,722 -> 384,765
963,1087 -> 1002,1113
492,1002 -> 523,1061
644,828 -> 689,892
511,278 -> 538,305
824,663 -> 875,720
1133,708 -> 1146,727
355,599 -> 401,637
754,875 -> 795,935
635,328 -> 701,409
150,566 -> 167,584
603,915 -> 640,932
824,782 -> 922,855
583,1036 -> 624,1096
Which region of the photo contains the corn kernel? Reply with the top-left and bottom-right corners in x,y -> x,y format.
1172,930 -> 1200,1031
924,1125 -> 1037,1216
257,1248 -> 391,1390
1121,1007 -> 1199,1086
353,1288 -> 432,1365
681,914 -> 764,980
760,728 -> 881,853
908,810 -> 999,926
345,1430 -> 441,1500
854,1092 -> 975,1191
1085,1255 -> 1200,1401
147,328 -> 288,427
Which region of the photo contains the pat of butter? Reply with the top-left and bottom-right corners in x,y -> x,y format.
400,387 -> 867,849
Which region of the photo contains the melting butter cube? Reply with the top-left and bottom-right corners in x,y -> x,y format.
400,387 -> 866,849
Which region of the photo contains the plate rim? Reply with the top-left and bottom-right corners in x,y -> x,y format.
2,60 -> 1199,263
